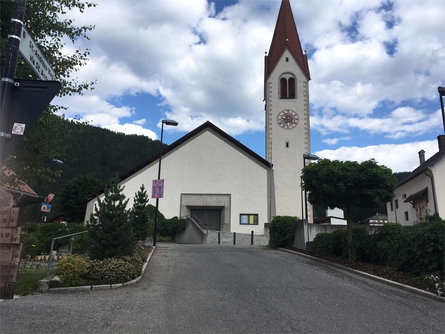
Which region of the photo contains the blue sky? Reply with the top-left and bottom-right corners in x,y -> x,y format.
56,0 -> 445,172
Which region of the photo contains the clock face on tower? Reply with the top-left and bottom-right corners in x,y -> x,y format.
277,109 -> 299,129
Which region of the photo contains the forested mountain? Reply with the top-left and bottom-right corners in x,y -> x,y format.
10,115 -> 163,221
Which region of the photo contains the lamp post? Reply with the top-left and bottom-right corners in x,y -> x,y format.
153,119 -> 178,247
439,86 -> 445,133
302,153 -> 320,222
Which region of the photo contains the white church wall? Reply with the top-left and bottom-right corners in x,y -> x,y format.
85,128 -> 270,235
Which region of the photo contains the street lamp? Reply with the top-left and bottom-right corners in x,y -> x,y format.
302,153 -> 320,222
153,119 -> 178,247
439,86 -> 445,133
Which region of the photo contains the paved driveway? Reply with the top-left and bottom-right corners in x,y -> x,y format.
1,243 -> 444,333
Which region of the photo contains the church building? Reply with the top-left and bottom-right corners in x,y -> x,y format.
84,0 -> 313,236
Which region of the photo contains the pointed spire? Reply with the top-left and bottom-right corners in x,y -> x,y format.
265,0 -> 310,80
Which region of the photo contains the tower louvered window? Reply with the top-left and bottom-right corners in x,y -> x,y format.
279,74 -> 296,99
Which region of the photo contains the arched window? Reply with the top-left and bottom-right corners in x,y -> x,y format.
288,77 -> 295,98
279,74 -> 296,99
280,78 -> 287,99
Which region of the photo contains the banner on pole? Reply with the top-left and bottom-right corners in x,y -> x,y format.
152,179 -> 164,198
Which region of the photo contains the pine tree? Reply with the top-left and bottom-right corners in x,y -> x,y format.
88,179 -> 135,259
130,185 -> 150,242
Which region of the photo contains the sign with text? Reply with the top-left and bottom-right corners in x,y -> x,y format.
19,26 -> 56,80
152,179 -> 164,199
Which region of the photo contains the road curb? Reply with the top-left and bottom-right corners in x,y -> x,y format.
278,247 -> 444,303
47,246 -> 156,293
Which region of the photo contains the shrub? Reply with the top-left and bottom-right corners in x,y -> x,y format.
373,223 -> 409,268
87,255 -> 143,285
35,223 -> 69,254
311,227 -> 370,261
405,215 -> 444,278
21,232 -> 39,257
330,229 -> 347,257
55,255 -> 89,287
269,216 -> 296,248
352,227 -> 372,262
311,233 -> 332,256
158,216 -> 186,238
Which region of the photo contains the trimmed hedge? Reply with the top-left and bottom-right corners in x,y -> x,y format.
87,255 -> 143,285
54,253 -> 144,286
269,216 -> 297,248
55,255 -> 90,287
21,223 -> 89,257
310,215 -> 445,279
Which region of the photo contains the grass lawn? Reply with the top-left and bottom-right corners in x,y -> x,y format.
14,267 -> 47,296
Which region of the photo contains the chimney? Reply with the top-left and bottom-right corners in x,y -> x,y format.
438,135 -> 445,153
418,149 -> 425,165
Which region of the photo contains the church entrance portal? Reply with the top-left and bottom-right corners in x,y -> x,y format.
191,208 -> 221,231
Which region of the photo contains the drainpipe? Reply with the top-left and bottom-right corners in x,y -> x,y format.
424,168 -> 438,215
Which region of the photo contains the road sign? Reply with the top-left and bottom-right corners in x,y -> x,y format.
0,79 -> 61,162
18,26 -> 56,81
152,179 -> 164,198
41,203 -> 51,213
11,123 -> 25,135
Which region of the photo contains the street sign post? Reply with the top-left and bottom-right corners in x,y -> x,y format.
18,26 -> 56,81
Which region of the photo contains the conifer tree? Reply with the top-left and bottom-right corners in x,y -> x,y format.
130,185 -> 150,242
88,179 -> 135,259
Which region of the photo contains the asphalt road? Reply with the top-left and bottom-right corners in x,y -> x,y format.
1,243 -> 444,333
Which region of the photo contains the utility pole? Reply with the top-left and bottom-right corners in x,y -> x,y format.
0,0 -> 27,167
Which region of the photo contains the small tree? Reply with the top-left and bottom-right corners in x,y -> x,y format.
88,179 -> 135,259
302,159 -> 396,260
130,185 -> 150,242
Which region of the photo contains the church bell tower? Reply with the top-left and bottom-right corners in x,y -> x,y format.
265,0 -> 311,219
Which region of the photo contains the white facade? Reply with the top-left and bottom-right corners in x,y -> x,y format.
387,136 -> 445,225
85,126 -> 271,234
84,0 -> 313,235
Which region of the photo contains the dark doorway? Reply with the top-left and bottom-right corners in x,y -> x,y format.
191,209 -> 221,231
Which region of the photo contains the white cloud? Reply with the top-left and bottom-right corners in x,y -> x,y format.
315,139 -> 439,172
106,123 -> 157,139
322,136 -> 352,145
56,0 -> 444,146
312,108 -> 442,139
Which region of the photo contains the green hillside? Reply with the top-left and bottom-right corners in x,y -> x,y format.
9,115 -> 163,221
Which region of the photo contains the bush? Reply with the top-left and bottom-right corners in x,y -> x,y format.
87,254 -> 143,285
352,227 -> 372,262
158,216 -> 186,238
35,223 -> 69,254
310,215 -> 444,279
330,229 -> 347,257
311,233 -> 332,256
311,227 -> 370,260
21,232 -> 39,257
269,216 -> 296,248
55,255 -> 89,287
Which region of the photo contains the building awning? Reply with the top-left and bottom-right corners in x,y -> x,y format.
404,187 -> 428,203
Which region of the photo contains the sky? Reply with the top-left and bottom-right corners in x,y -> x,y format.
54,0 -> 445,173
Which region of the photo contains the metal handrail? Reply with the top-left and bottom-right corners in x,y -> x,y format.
46,231 -> 88,280
180,214 -> 208,235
